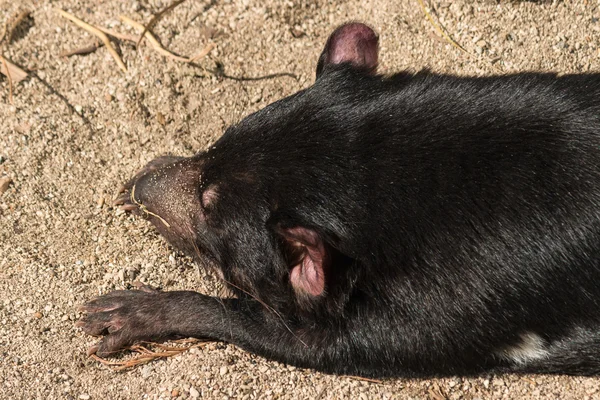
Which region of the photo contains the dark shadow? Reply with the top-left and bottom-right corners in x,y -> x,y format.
25,69 -> 95,135
7,13 -> 34,44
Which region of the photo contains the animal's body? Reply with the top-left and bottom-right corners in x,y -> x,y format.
78,23 -> 600,378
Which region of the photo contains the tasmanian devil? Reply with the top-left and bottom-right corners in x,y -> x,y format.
77,22 -> 600,378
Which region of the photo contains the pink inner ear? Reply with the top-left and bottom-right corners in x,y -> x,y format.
279,227 -> 327,297
320,22 -> 379,73
201,185 -> 218,208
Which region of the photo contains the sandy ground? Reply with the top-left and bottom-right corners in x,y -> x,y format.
2,0 -> 600,398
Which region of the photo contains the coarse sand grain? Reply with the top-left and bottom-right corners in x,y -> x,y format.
1,0 -> 600,399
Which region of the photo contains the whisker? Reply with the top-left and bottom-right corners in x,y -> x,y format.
187,234 -> 308,348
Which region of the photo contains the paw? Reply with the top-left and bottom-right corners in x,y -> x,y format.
76,287 -> 174,358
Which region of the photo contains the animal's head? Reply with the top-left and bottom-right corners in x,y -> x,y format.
121,23 -> 380,312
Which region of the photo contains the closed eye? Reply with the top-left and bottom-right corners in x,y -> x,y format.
201,185 -> 219,210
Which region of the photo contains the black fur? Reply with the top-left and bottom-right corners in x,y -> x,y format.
78,23 -> 600,378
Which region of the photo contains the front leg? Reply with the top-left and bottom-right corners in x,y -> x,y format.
76,289 -> 289,356
77,289 -> 360,373
81,289 -> 490,377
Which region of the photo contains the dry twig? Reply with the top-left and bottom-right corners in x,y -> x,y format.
60,41 -> 103,58
417,0 -> 468,55
189,43 -> 216,63
345,375 -> 384,384
96,27 -> 139,43
417,0 -> 503,73
120,15 -> 192,62
428,388 -> 448,400
90,339 -> 210,371
55,6 -> 212,70
130,183 -> 171,228
56,9 -> 127,73
135,0 -> 188,48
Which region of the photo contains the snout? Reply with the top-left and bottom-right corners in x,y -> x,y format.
114,156 -> 204,246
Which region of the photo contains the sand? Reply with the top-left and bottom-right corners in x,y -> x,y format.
1,0 -> 600,398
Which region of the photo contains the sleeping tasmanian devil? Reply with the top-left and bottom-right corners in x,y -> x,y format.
77,22 -> 600,378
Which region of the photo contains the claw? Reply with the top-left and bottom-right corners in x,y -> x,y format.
120,203 -> 139,211
78,287 -> 184,359
113,193 -> 130,206
76,307 -> 126,336
87,344 -> 99,356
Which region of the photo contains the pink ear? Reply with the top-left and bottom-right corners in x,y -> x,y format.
201,185 -> 218,208
316,22 -> 379,77
278,227 -> 328,297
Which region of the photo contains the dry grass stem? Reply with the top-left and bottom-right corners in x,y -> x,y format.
96,27 -> 139,43
345,375 -> 384,384
417,0 -> 503,73
135,0 -> 188,48
130,184 -> 171,228
428,388 -> 448,400
60,41 -> 103,57
417,0 -> 468,54
120,15 -> 199,63
189,43 -> 216,63
56,9 -> 127,73
90,339 -> 210,371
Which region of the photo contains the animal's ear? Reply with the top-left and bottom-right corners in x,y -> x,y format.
316,22 -> 379,78
275,226 -> 329,297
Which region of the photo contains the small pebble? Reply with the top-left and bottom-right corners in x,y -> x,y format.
156,112 -> 166,126
189,386 -> 200,398
219,366 -> 228,375
0,176 -> 12,195
85,256 -> 98,266
79,395 -> 90,400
